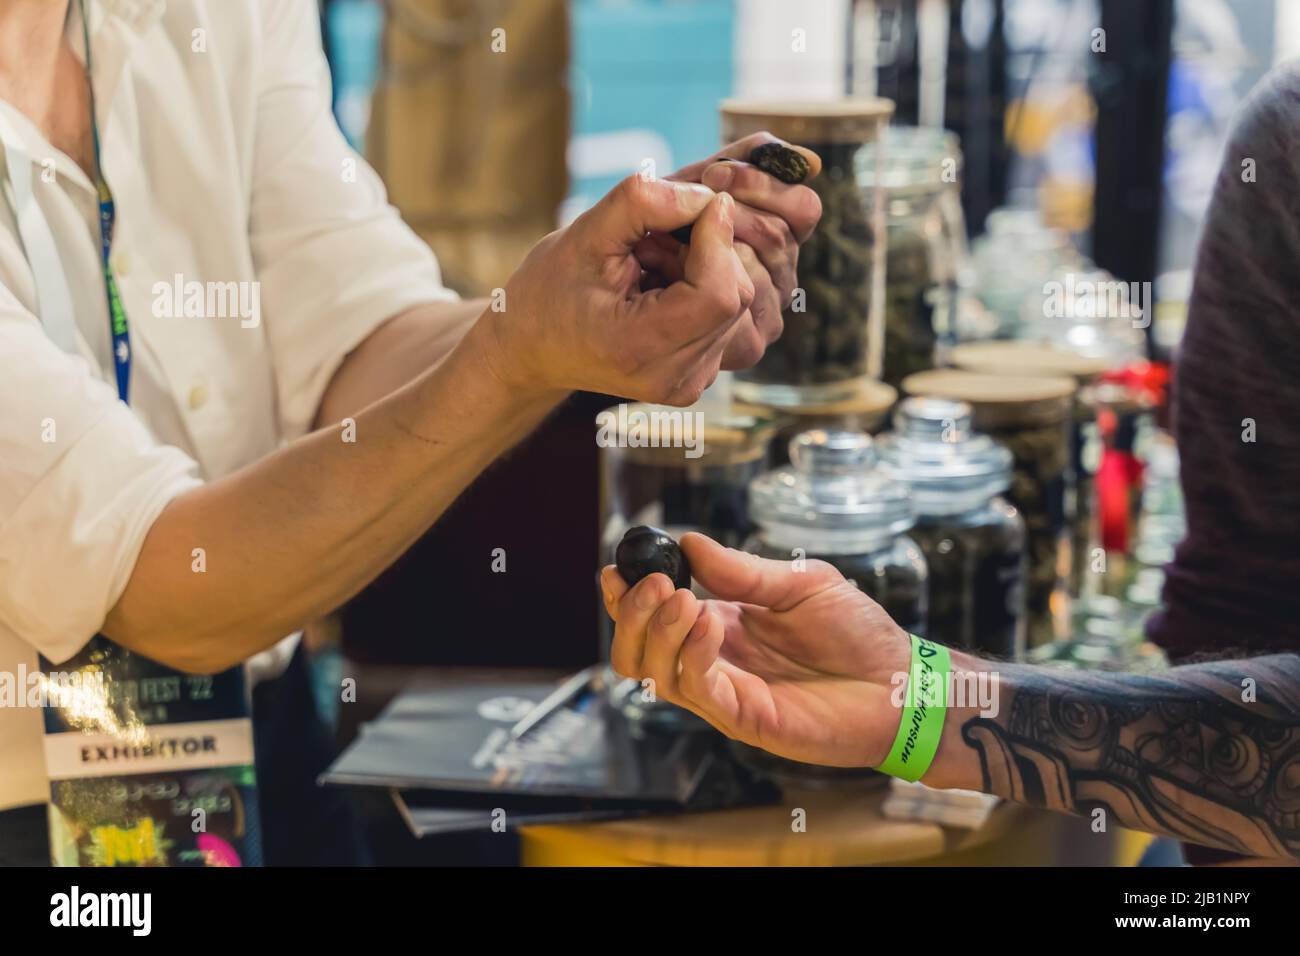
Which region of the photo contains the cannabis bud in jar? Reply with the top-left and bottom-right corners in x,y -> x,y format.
721,97 -> 895,407
877,397 -> 1027,659
615,526 -> 692,591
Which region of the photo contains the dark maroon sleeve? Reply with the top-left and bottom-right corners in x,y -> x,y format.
1145,62 -> 1300,661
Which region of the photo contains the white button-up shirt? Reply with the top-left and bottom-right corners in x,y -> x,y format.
0,0 -> 456,810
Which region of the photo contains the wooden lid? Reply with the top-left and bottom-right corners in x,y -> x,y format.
735,377 -> 898,420
901,369 -> 1074,428
720,97 -> 895,145
949,341 -> 1109,382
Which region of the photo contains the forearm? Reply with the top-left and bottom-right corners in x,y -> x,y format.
313,298 -> 488,428
103,315 -> 566,672
919,651 -> 1300,859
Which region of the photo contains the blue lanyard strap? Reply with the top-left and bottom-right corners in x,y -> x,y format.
81,0 -> 130,404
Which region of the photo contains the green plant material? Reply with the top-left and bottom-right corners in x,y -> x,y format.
747,142 -> 811,184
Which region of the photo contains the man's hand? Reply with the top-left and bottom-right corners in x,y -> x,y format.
478,176 -> 755,406
602,536 -> 1300,861
638,133 -> 824,368
600,533 -> 911,768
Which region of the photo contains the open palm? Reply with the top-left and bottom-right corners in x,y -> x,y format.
601,533 -> 912,769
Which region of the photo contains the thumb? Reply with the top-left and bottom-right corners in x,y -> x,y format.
681,192 -> 749,302
576,174 -> 716,253
680,533 -> 843,611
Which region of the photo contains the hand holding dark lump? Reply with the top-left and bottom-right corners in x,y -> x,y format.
615,526 -> 692,591
670,142 -> 812,243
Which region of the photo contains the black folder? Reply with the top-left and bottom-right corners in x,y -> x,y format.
320,678 -> 777,830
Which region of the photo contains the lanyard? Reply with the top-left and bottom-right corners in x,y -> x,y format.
80,0 -> 131,404
0,0 -> 130,403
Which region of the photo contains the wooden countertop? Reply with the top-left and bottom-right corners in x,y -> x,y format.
522,779 -> 1039,867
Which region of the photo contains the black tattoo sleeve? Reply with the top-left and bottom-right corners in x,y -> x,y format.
961,655 -> 1300,859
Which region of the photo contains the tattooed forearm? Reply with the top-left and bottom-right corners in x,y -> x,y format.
960,654 -> 1300,859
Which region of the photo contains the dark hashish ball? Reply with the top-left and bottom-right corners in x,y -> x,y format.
747,142 -> 811,185
615,526 -> 692,591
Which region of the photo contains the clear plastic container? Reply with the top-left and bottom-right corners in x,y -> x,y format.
876,397 -> 1026,658
857,127 -> 962,388
721,98 -> 894,407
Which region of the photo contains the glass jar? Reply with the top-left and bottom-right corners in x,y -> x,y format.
596,402 -> 776,730
857,127 -> 961,388
876,397 -> 1026,658
721,98 -> 894,407
744,430 -> 927,639
902,369 -> 1074,648
947,333 -> 1144,597
970,208 -> 1084,338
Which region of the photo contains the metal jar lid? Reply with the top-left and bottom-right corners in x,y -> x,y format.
876,397 -> 1013,515
749,430 -> 914,543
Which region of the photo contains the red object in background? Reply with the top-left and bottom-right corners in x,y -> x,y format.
1097,444 -> 1142,553
1095,360 -> 1170,553
1101,360 -> 1170,411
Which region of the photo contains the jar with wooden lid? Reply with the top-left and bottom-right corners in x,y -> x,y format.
902,369 -> 1075,647
734,377 -> 898,468
948,339 -> 1114,597
596,402 -> 777,729
720,98 -> 894,407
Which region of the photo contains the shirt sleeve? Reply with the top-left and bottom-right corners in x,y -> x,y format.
0,291 -> 203,664
250,0 -> 459,441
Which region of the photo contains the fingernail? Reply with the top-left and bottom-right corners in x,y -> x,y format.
718,192 -> 735,224
674,182 -> 714,212
703,163 -> 735,191
658,594 -> 682,626
635,578 -> 663,610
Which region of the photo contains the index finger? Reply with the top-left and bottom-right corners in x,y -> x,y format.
671,131 -> 823,183
600,565 -> 630,622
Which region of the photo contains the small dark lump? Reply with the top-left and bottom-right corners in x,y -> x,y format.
615,526 -> 692,591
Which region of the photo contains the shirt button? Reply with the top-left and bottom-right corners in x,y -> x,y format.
111,249 -> 131,276
188,382 -> 209,411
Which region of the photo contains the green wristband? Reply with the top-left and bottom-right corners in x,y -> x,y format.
876,634 -> 951,782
